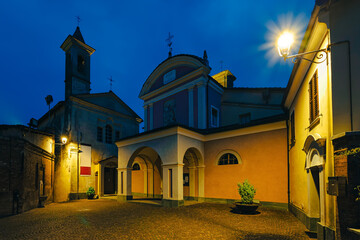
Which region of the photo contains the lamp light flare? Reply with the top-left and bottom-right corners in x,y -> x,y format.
277,32 -> 294,57
61,136 -> 68,144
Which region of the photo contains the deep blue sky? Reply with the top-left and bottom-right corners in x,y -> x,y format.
0,0 -> 314,128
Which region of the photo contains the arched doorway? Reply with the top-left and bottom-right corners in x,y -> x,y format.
131,155 -> 162,199
119,146 -> 163,200
303,135 -> 326,227
183,147 -> 204,201
307,148 -> 324,221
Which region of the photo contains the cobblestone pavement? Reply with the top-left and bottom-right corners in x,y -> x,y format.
0,199 -> 315,240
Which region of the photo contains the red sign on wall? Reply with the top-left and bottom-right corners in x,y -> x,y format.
80,166 -> 91,176
80,145 -> 92,176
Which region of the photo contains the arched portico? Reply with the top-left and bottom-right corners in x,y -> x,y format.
183,147 -> 205,201
116,126 -> 205,207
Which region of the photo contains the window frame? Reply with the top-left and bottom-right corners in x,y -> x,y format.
309,71 -> 320,129
132,163 -> 141,171
105,124 -> 113,144
215,150 -> 242,166
97,127 -> 103,142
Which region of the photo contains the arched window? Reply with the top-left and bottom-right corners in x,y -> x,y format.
105,125 -> 112,143
218,153 -> 239,165
132,163 -> 140,171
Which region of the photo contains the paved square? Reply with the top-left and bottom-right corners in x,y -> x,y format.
0,199 -> 314,239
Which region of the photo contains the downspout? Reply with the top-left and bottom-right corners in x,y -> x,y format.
286,115 -> 291,205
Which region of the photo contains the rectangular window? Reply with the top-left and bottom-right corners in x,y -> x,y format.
115,131 -> 120,141
290,111 -> 295,147
309,71 -> 319,127
97,127 -> 103,142
211,106 -> 219,127
105,125 -> 112,144
239,113 -> 251,125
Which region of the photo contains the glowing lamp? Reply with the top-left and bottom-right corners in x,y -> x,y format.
277,32 -> 294,58
61,136 -> 68,144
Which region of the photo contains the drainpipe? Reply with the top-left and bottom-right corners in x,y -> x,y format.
286,116 -> 291,205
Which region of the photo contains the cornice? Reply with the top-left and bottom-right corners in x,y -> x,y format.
69,96 -> 136,121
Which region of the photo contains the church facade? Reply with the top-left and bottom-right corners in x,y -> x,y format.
38,27 -> 142,202
116,54 -> 288,207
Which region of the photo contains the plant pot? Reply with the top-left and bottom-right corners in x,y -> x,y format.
234,202 -> 260,214
87,194 -> 95,199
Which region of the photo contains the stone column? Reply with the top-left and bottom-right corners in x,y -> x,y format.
147,168 -> 154,197
100,163 -> 105,196
197,165 -> 205,201
162,163 -> 184,207
117,167 -> 133,201
188,166 -> 196,199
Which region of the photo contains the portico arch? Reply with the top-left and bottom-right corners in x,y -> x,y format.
183,147 -> 204,201
118,146 -> 163,201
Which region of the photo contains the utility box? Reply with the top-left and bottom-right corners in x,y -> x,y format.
327,176 -> 347,196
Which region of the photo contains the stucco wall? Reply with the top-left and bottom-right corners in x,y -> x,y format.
204,128 -> 288,203
288,31 -> 335,228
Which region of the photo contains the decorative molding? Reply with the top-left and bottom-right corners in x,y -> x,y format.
116,121 -> 286,148
141,67 -> 208,101
143,76 -> 207,106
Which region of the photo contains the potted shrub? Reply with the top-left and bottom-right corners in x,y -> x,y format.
86,187 -> 95,199
234,179 -> 260,214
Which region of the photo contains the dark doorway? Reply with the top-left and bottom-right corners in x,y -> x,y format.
104,167 -> 117,194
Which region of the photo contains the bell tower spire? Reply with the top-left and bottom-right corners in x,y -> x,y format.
60,26 -> 95,99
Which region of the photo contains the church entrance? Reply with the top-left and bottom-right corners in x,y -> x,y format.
104,166 -> 117,194
99,157 -> 118,196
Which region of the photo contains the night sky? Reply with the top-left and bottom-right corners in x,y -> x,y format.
0,0 -> 314,129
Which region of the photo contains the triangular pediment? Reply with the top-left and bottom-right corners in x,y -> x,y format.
139,54 -> 210,100
75,91 -> 141,120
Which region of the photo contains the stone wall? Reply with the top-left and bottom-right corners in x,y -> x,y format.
0,126 -> 54,217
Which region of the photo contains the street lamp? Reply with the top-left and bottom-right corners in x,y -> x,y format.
61,136 -> 68,144
277,31 -> 328,64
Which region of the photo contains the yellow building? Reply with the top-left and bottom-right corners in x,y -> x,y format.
284,0 -> 360,239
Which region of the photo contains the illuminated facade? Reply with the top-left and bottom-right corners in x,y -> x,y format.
116,54 -> 288,207
285,0 -> 360,239
38,27 -> 141,202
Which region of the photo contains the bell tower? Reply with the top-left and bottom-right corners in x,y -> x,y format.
60,27 -> 95,99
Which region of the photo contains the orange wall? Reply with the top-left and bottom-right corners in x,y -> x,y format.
132,170 -> 144,193
204,128 -> 288,203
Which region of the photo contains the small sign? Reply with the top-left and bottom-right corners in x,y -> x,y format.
183,173 -> 189,186
80,145 -> 92,176
163,69 -> 176,84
